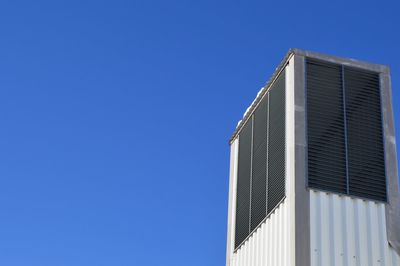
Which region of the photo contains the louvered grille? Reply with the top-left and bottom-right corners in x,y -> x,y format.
235,119 -> 252,248
345,67 -> 386,201
250,96 -> 268,231
253,96 -> 268,150
306,59 -> 347,193
268,73 -> 286,213
234,71 -> 286,249
306,58 -> 387,202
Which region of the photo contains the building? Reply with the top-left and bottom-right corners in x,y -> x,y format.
225,49 -> 400,266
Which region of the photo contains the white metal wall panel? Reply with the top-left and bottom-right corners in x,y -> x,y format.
231,200 -> 291,266
310,190 -> 400,266
226,138 -> 239,264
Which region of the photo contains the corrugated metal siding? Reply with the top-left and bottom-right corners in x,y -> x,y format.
231,200 -> 292,266
310,190 -> 400,266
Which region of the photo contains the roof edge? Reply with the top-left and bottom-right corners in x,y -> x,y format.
228,49 -> 294,144
291,48 -> 390,74
229,48 -> 391,144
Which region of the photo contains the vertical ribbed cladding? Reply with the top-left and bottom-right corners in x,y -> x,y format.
306,59 -> 347,194
268,71 -> 286,213
344,67 -> 386,201
250,95 -> 268,231
232,202 -> 291,266
235,119 -> 252,248
310,190 -> 400,266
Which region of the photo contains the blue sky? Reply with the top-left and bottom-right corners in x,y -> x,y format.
0,1 -> 399,265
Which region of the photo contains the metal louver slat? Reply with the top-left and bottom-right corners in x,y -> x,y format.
345,67 -> 386,201
267,72 -> 286,213
306,59 -> 347,194
235,118 -> 252,248
250,96 -> 268,231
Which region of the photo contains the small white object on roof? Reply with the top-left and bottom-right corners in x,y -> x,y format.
242,87 -> 265,119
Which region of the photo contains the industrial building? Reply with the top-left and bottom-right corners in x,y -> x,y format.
225,49 -> 400,266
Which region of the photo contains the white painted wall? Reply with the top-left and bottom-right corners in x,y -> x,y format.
310,190 -> 400,266
230,200 -> 291,266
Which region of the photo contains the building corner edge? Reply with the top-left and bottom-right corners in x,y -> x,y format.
293,54 -> 311,266
381,71 -> 400,256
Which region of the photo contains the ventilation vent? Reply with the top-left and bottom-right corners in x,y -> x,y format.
307,59 -> 347,193
306,58 -> 386,201
345,67 -> 386,201
235,71 -> 286,249
268,73 -> 286,213
250,96 -> 268,231
235,119 -> 252,248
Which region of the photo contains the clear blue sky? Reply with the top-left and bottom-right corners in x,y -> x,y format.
0,1 -> 399,265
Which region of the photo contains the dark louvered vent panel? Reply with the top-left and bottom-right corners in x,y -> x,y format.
235,71 -> 287,249
306,59 -> 347,194
235,118 -> 252,248
250,96 -> 268,231
267,72 -> 286,213
345,67 -> 386,201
